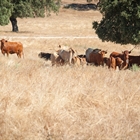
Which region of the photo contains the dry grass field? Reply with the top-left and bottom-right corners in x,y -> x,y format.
0,0 -> 140,139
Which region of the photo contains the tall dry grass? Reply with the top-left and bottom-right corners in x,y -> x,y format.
0,57 -> 140,140
0,1 -> 140,139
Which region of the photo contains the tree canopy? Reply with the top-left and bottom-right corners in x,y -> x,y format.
93,0 -> 140,45
0,0 -> 61,31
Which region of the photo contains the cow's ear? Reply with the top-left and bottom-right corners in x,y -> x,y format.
71,48 -> 75,54
69,48 -> 74,53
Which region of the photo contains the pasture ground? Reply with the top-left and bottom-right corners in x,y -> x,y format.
0,0 -> 140,139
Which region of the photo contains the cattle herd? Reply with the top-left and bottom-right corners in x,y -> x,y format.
0,39 -> 140,70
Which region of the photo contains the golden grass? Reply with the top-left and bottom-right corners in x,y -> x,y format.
0,1 -> 140,139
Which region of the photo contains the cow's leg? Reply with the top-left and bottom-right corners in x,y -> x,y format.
17,53 -> 21,58
51,61 -> 55,66
6,52 -> 9,57
1,51 -> 5,56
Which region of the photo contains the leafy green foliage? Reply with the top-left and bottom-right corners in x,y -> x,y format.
0,0 -> 13,25
0,0 -> 61,26
93,0 -> 140,45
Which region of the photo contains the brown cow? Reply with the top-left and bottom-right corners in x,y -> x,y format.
110,50 -> 130,70
108,56 -> 124,70
129,55 -> 140,67
88,50 -> 107,66
0,39 -> 24,58
85,48 -> 101,63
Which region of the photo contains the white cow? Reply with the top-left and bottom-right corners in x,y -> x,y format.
57,45 -> 77,65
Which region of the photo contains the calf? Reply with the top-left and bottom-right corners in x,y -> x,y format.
108,56 -> 124,70
110,50 -> 130,70
72,56 -> 81,66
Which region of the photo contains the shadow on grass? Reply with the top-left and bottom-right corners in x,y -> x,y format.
63,3 -> 97,11
0,31 -> 34,34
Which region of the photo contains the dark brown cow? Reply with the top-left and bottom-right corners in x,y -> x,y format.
88,50 -> 107,66
0,39 -> 24,58
108,56 -> 124,70
110,50 -> 130,70
129,55 -> 140,67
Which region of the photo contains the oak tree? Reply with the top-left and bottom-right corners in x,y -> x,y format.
93,0 -> 140,45
0,0 -> 61,32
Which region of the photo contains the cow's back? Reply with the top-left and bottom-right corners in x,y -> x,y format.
109,56 -> 116,69
110,52 -> 126,61
110,52 -> 120,58
58,50 -> 70,62
89,52 -> 101,65
85,48 -> 94,62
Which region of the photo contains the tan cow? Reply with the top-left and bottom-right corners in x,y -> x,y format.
71,56 -> 81,66
0,39 -> 24,58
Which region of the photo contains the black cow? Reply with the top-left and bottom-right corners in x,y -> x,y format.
78,54 -> 86,58
38,52 -> 51,61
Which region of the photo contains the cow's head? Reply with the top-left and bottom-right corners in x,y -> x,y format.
100,50 -> 107,56
122,50 -> 129,64
0,39 -> 8,48
1,39 -> 7,42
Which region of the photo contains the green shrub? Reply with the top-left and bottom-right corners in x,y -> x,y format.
131,64 -> 140,71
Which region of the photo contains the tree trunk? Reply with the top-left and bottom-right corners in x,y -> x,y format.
10,17 -> 19,32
